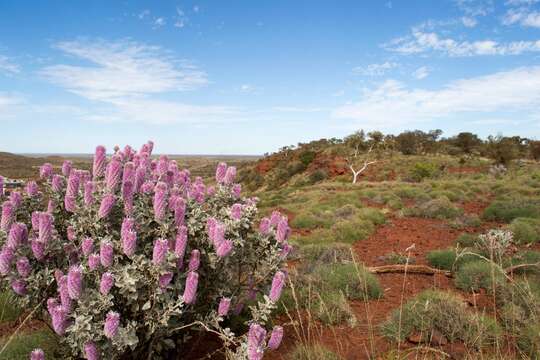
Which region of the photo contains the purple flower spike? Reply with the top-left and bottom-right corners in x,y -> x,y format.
51,304 -> 68,335
231,203 -> 243,220
0,201 -> 14,232
84,341 -> 100,360
38,213 -> 53,244
84,181 -> 95,206
100,242 -> 114,267
269,271 -> 286,302
51,175 -> 64,193
99,272 -> 114,295
218,297 -> 231,317
67,265 -> 83,300
122,162 -> 135,185
11,278 -> 27,295
9,192 -> 22,209
183,271 -> 199,304
281,243 -> 293,258
268,326 -> 284,350
232,184 -> 242,198
98,194 -> 115,219
93,145 -> 107,180
122,181 -> 134,216
30,348 -> 45,360
175,226 -> 188,260
88,254 -> 100,270
62,160 -> 72,177
276,218 -> 290,243
152,238 -> 169,265
0,247 -> 14,275
153,182 -> 168,222
7,222 -> 28,249
269,211 -> 282,227
26,181 -> 39,197
31,240 -> 45,261
67,226 -> 76,241
216,240 -> 233,257
134,166 -> 146,193
215,162 -> 227,183
16,257 -> 31,278
39,163 -> 53,180
104,311 -> 120,339
247,323 -> 267,360
223,166 -> 237,185
174,198 -> 186,227
82,237 -> 94,256
105,156 -> 122,191
64,195 -> 77,213
159,272 -> 173,289
122,230 -> 137,257
66,171 -> 80,198
188,250 -> 200,271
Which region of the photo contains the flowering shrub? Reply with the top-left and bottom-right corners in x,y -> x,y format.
0,142 -> 291,359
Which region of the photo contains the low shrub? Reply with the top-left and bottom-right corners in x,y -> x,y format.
331,219 -> 374,244
483,199 -> 540,222
510,217 -> 540,244
357,207 -> 386,225
426,249 -> 456,271
311,263 -> 382,301
406,197 -> 462,219
290,344 -> 343,360
455,233 -> 480,248
380,290 -> 501,348
454,260 -> 505,292
299,243 -> 353,264
0,142 -> 291,359
315,291 -> 357,326
410,162 -> 438,182
308,170 -> 327,184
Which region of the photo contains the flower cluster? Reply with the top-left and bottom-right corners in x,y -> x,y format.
0,143 -> 290,359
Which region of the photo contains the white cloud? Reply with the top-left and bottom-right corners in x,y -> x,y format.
455,0 -> 493,17
0,55 -> 20,75
153,17 -> 166,28
506,0 -> 540,5
503,8 -> 540,27
412,66 -> 430,79
40,39 -> 239,124
385,29 -> 540,56
42,39 -> 208,101
461,16 -> 478,27
332,66 -> 540,127
138,10 -> 150,19
352,61 -> 398,76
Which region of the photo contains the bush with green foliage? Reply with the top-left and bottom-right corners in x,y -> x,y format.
308,170 -> 327,184
0,142 -> 291,359
410,162 -> 439,182
380,290 -> 501,348
405,196 -> 462,219
454,260 -> 505,292
455,233 -> 480,248
510,217 -> 540,244
426,249 -> 457,271
290,344 -> 342,360
483,199 -> 540,222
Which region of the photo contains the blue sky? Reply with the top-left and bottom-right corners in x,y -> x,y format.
1,0 -> 540,154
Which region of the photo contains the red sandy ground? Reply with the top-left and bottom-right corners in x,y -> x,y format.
264,200 -> 512,360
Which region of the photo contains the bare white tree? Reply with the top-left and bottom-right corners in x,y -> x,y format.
347,144 -> 377,184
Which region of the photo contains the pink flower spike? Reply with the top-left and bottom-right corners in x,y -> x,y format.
188,249 -> 200,271
100,241 -> 114,267
104,311 -> 120,339
183,271 -> 199,304
99,272 -> 114,295
218,297 -> 231,317
269,271 -> 286,302
152,238 -> 169,265
268,326 -> 284,350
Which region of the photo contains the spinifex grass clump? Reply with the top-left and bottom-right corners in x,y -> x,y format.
0,142 -> 291,359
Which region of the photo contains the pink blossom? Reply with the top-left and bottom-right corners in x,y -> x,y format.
88,254 -> 100,270
188,249 -> 200,271
122,181 -> 134,215
52,175 -> 64,193
104,311 -> 120,339
141,181 -> 154,194
84,341 -> 100,360
269,271 -> 286,302
11,278 -> 27,295
122,162 -> 135,186
269,211 -> 282,226
98,194 -> 115,219
152,238 -> 169,265
16,257 -> 31,278
223,166 -> 237,185
7,222 -> 28,249
39,163 -> 53,180
174,198 -> 186,227
50,305 -> 68,335
247,323 -> 267,360
0,201 -> 14,232
26,181 -> 39,197
66,171 -> 80,197
82,237 -> 94,256
268,326 -> 283,350
215,162 -> 227,183
105,156 -> 122,191
231,203 -> 243,220
276,218 -> 290,243
232,184 -> 242,198
100,241 -> 114,267
47,199 -> 55,214
84,181 -> 95,206
216,240 -> 233,257
38,212 -> 53,244
99,272 -> 114,295
93,145 -> 107,180
153,182 -> 168,222
159,272 -> 173,289
30,348 -> 45,360
0,247 -> 14,275
67,226 -> 76,241
218,297 -> 231,317
67,265 -> 83,300
62,160 -> 72,177
183,271 -> 199,304
64,195 -> 76,213
174,226 -> 188,260
134,166 -> 146,193
31,240 -> 45,261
